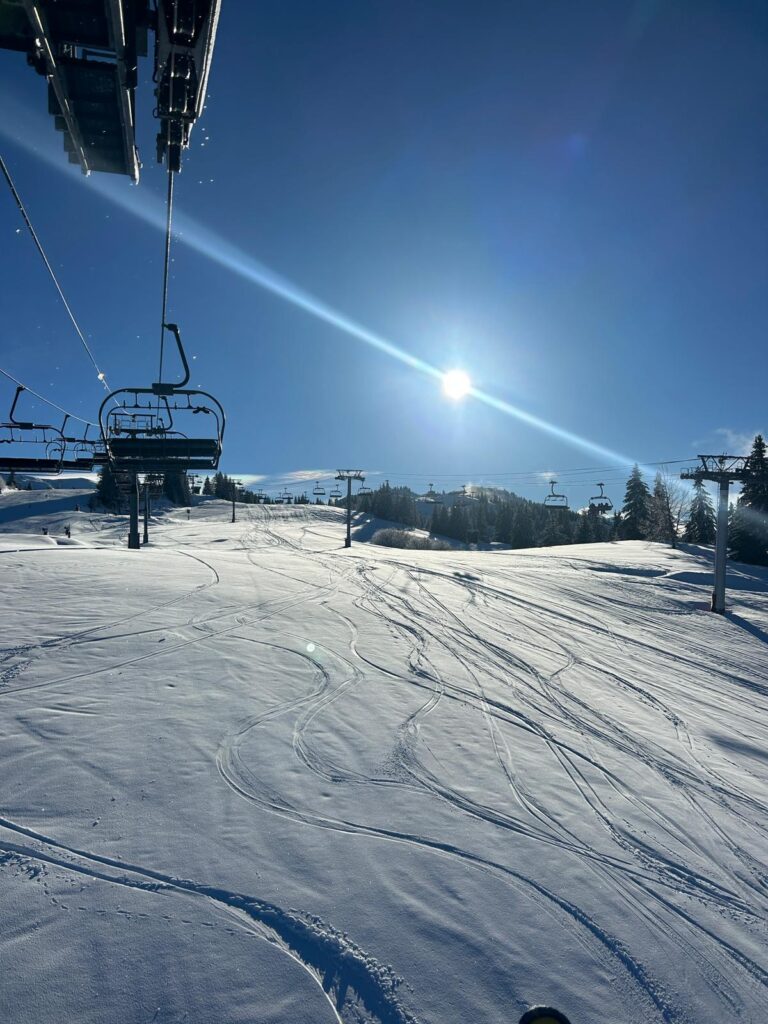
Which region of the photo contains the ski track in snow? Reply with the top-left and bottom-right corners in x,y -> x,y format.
1,499 -> 767,1023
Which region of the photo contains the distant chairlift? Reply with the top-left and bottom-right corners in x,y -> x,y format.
358,480 -> 371,495
313,480 -> 326,500
0,385 -> 97,474
588,482 -> 613,514
329,482 -> 342,500
280,487 -> 292,503
544,479 -> 569,510
99,323 -> 225,474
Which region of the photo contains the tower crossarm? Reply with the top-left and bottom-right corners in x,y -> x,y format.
680,455 -> 757,482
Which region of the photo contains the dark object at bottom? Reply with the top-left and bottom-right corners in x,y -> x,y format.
520,1009 -> 572,1024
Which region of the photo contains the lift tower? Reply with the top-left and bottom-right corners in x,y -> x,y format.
335,470 -> 365,548
680,455 -> 763,614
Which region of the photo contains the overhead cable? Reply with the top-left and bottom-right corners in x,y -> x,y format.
157,167 -> 175,384
0,152 -> 110,391
0,366 -> 96,426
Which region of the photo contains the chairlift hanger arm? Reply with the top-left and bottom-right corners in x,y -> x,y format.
153,322 -> 191,393
8,385 -> 50,430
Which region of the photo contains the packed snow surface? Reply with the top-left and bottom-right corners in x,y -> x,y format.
1,497 -> 767,1023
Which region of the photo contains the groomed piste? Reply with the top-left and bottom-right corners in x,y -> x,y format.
1,497 -> 767,1023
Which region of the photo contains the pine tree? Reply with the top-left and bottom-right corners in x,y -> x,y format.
494,502 -> 513,544
683,479 -> 716,544
447,502 -> 468,542
730,434 -> 768,566
163,471 -> 192,506
511,506 -> 534,549
620,465 -> 651,539
648,473 -> 676,545
202,475 -> 213,496
95,463 -> 121,509
540,510 -> 566,547
574,512 -> 593,544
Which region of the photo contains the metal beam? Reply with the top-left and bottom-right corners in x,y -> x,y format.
22,0 -> 91,175
104,0 -> 140,183
712,477 -> 729,614
336,469 -> 365,548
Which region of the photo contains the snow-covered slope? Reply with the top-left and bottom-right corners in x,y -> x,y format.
1,500 -> 766,1024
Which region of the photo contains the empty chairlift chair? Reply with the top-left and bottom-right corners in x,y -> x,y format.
0,385 -> 70,474
544,480 -> 569,510
99,323 -> 225,475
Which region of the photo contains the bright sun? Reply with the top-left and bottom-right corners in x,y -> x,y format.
442,369 -> 472,400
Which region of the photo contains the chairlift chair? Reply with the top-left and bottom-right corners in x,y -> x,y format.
329,482 -> 342,500
425,482 -> 443,504
544,480 -> 569,510
358,480 -> 371,495
280,487 -> 292,503
0,385 -> 70,474
588,482 -> 613,514
99,323 -> 225,474
312,480 -> 326,498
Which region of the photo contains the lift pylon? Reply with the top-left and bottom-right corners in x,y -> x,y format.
336,470 -> 365,547
681,455 -> 764,614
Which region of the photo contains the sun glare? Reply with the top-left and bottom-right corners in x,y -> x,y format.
442,369 -> 472,400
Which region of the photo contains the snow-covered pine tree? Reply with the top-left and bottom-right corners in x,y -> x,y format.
683,479 -> 716,544
730,434 -> 768,566
648,473 -> 684,546
620,464 -> 651,539
202,475 -> 213,496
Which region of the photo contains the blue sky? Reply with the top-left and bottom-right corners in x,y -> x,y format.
1,1 -> 766,504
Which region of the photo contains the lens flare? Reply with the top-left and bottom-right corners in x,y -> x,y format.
1,102 -> 646,473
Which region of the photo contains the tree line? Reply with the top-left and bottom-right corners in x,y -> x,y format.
90,433 -> 767,565
202,472 -> 312,503
348,438 -> 766,565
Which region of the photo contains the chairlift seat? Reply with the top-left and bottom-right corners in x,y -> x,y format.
108,436 -> 220,471
0,456 -> 63,473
